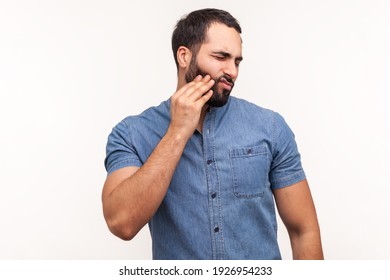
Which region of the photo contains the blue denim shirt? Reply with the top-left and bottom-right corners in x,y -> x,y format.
105,97 -> 306,259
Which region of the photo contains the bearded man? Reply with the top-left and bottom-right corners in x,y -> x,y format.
102,8 -> 323,260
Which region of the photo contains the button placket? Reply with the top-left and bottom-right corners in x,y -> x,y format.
203,109 -> 225,259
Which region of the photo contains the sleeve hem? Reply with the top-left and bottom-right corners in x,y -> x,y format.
106,159 -> 142,174
270,171 -> 306,190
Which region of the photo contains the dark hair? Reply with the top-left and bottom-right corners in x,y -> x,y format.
171,8 -> 241,70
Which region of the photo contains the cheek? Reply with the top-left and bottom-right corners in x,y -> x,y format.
197,59 -> 220,77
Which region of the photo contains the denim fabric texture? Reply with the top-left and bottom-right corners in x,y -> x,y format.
105,97 -> 306,259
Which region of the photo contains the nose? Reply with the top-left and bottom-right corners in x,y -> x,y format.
223,60 -> 239,80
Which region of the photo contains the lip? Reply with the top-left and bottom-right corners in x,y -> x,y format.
220,78 -> 233,90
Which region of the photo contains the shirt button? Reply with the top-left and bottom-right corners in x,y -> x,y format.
214,227 -> 219,233
247,148 -> 252,155
207,159 -> 213,165
211,192 -> 217,199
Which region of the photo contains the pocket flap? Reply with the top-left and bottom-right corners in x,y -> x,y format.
229,145 -> 267,158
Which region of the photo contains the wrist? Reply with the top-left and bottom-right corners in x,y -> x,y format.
165,125 -> 193,144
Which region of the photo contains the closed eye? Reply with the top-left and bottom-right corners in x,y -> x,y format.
213,55 -> 226,61
211,51 -> 243,68
212,51 -> 231,60
211,51 -> 243,67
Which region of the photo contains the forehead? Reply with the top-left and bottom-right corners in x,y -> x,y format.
200,22 -> 242,55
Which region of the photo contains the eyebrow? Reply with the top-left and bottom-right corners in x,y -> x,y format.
212,51 -> 243,62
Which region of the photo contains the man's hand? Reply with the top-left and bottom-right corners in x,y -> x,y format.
169,75 -> 214,140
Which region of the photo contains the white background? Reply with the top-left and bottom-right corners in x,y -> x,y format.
0,0 -> 389,260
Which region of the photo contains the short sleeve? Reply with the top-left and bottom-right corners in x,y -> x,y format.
269,113 -> 306,189
104,118 -> 142,174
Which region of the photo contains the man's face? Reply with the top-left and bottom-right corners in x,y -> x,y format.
185,23 -> 243,107
185,56 -> 235,107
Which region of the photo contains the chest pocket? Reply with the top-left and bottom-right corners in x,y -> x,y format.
229,145 -> 269,198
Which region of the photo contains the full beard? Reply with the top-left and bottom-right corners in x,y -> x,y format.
185,58 -> 234,108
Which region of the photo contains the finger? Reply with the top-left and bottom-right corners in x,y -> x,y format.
186,78 -> 215,101
172,80 -> 198,98
193,75 -> 203,82
183,75 -> 212,95
172,75 -> 212,102
172,75 -> 205,98
196,89 -> 213,107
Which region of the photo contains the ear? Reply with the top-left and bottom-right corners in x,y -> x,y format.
176,46 -> 192,69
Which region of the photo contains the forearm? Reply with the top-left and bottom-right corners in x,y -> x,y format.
103,127 -> 189,240
289,228 -> 324,260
